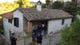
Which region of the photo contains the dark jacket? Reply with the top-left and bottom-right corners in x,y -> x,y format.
37,34 -> 42,43
32,30 -> 37,42
11,36 -> 17,45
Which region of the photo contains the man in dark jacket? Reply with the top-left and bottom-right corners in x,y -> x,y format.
37,25 -> 43,45
32,29 -> 37,42
37,33 -> 42,45
10,33 -> 17,45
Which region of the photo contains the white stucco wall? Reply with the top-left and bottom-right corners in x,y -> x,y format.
3,10 -> 23,39
48,18 -> 72,34
13,10 -> 23,32
64,0 -> 72,2
3,18 -> 12,39
52,0 -> 72,2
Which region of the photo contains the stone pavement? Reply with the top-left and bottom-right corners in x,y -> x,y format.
42,32 -> 61,45
17,32 -> 61,45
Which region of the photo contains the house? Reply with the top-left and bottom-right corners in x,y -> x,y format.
3,1 -> 73,40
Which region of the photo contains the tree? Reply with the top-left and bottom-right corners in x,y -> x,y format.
77,7 -> 80,15
46,0 -> 51,8
52,1 -> 63,9
0,0 -> 35,14
15,0 -> 35,8
63,2 -> 77,22
46,0 -> 50,5
15,0 -> 23,7
0,2 -> 19,14
63,2 -> 76,15
59,18 -> 80,45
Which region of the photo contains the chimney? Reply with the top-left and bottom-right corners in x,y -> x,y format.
36,0 -> 42,11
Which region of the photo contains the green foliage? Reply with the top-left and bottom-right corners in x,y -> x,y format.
76,7 -> 80,15
42,4 -> 46,8
0,42 -> 3,45
52,1 -> 63,9
15,0 -> 35,8
0,23 -> 4,34
63,2 -> 76,15
46,0 -> 50,6
16,0 -> 23,7
58,18 -> 80,45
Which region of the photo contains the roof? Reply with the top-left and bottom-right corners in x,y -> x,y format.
17,8 -> 73,21
2,12 -> 13,19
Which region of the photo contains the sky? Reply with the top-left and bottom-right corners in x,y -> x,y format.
0,0 -> 46,3
0,0 -> 14,3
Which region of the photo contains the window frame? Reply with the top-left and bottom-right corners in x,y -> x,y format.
14,17 -> 19,27
8,19 -> 12,23
62,19 -> 65,25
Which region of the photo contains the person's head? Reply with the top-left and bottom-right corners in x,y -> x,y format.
42,24 -> 45,27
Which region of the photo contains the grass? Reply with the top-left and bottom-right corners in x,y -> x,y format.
0,16 -> 2,20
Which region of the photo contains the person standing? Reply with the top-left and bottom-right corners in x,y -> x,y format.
37,25 -> 43,45
37,33 -> 42,45
10,33 -> 17,45
32,29 -> 37,42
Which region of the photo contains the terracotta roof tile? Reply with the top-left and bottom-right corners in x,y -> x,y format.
18,8 -> 73,21
3,12 -> 13,19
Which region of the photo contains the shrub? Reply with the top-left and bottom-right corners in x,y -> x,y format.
58,18 -> 80,45
52,1 -> 63,9
42,4 -> 46,8
46,0 -> 51,6
77,7 -> 80,15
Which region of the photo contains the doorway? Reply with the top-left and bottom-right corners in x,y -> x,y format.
32,21 -> 48,36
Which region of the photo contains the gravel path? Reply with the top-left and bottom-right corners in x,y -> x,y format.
17,32 -> 61,45
42,32 -> 61,45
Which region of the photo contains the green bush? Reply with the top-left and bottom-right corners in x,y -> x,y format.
46,0 -> 51,6
42,4 -> 46,8
77,7 -> 80,15
52,1 -> 63,9
58,18 -> 80,45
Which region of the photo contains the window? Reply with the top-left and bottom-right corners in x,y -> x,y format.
62,19 -> 65,25
8,19 -> 12,23
14,18 -> 19,27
